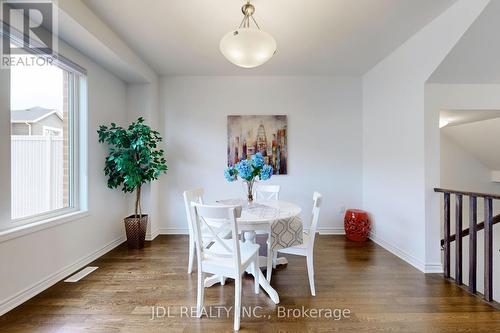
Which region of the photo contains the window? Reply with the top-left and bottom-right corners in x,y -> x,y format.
9,53 -> 87,225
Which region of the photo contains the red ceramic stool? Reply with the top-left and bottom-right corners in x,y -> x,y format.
344,209 -> 371,242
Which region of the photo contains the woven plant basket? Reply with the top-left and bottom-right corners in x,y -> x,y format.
124,215 -> 148,249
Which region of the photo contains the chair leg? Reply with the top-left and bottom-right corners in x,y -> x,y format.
253,258 -> 260,294
272,251 -> 278,269
234,276 -> 242,331
266,240 -> 273,282
188,234 -> 195,274
197,271 -> 205,317
306,254 -> 316,296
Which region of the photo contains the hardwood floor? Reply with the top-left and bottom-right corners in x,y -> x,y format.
1,235 -> 499,332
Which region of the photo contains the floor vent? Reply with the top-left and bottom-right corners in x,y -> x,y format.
64,266 -> 99,283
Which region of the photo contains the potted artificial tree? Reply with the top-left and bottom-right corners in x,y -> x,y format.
98,117 -> 167,249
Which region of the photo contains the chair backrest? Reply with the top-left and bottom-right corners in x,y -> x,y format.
191,204 -> 243,272
255,184 -> 281,201
183,188 -> 204,233
307,192 -> 322,252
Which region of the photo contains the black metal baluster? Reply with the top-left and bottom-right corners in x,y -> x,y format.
455,195 -> 463,285
483,198 -> 493,302
444,192 -> 450,279
468,196 -> 477,294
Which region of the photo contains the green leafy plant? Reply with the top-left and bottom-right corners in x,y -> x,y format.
97,117 -> 167,217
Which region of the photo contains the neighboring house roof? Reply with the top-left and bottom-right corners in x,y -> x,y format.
11,106 -> 63,123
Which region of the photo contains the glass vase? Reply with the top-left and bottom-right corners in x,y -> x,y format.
244,179 -> 255,203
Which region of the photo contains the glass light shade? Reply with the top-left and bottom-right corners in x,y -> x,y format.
220,28 -> 277,68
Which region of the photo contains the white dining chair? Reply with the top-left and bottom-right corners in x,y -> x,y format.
191,203 -> 260,331
252,184 -> 280,281
254,184 -> 280,201
272,192 -> 322,296
184,188 -> 232,277
183,188 -> 205,274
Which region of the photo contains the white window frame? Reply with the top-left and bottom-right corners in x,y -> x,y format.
8,68 -> 88,230
0,27 -> 89,237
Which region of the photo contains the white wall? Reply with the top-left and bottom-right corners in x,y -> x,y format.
426,83 -> 500,301
159,76 -> 362,234
363,0 -> 489,273
0,40 -> 130,315
57,0 -> 156,83
442,117 -> 500,171
428,0 -> 500,84
126,81 -> 161,240
426,84 -> 500,275
441,133 -> 499,192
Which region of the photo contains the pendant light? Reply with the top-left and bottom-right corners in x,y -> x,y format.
220,1 -> 277,68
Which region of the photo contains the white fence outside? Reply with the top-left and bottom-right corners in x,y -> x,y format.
11,135 -> 64,219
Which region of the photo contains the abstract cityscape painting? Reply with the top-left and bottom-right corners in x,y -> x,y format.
227,115 -> 287,175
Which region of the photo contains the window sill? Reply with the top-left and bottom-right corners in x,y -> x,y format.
0,210 -> 90,244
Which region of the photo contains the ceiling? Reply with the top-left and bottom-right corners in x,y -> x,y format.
83,0 -> 457,76
429,0 -> 500,83
440,109 -> 500,128
442,117 -> 500,170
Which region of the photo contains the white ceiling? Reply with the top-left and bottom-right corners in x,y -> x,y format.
83,0 -> 457,76
440,109 -> 500,127
429,0 -> 500,83
442,117 -> 500,170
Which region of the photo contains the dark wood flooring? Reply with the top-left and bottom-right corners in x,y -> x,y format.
1,235 -> 499,332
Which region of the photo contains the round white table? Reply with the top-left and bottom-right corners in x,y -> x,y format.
204,199 -> 302,304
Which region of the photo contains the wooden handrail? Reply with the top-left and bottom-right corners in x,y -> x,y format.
440,213 -> 500,246
434,188 -> 500,200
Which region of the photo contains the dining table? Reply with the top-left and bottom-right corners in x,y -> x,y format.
203,199 -> 303,304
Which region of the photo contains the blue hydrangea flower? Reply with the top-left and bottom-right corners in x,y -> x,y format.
251,152 -> 265,168
260,164 -> 273,181
235,159 -> 254,181
224,166 -> 237,182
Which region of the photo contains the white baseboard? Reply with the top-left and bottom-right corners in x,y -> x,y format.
158,228 -> 189,235
0,235 -> 126,316
146,228 -> 160,241
368,233 -> 442,273
157,228 -> 345,236
424,263 -> 444,274
317,227 -> 345,235
368,232 -> 426,273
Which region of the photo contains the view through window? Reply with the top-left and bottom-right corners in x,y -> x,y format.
10,56 -> 72,220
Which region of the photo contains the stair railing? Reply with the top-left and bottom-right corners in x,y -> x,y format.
435,188 -> 499,303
